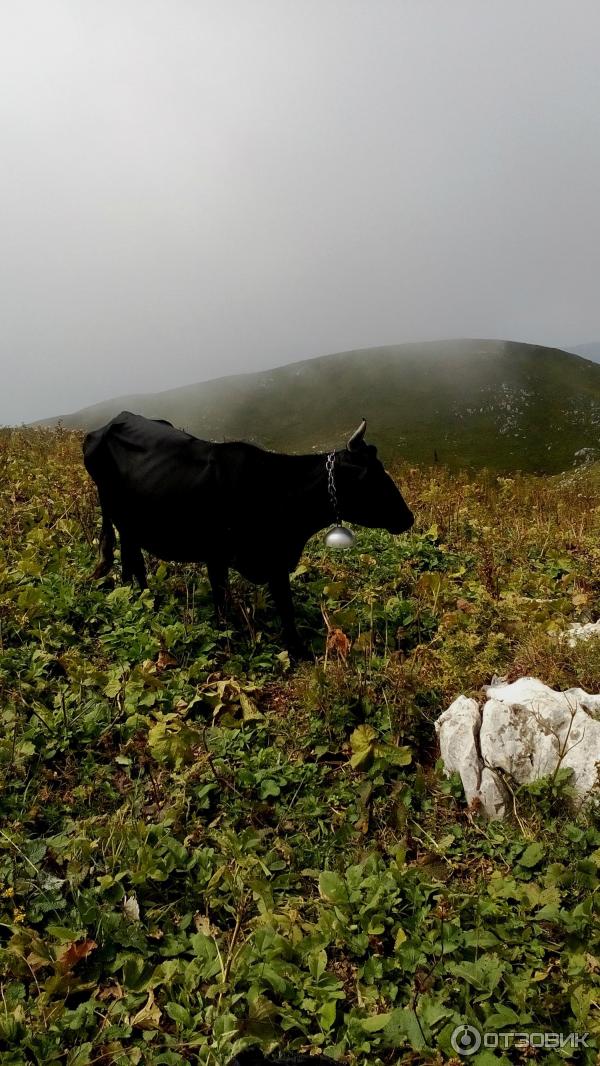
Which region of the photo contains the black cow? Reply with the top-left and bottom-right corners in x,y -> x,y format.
83,412 -> 413,653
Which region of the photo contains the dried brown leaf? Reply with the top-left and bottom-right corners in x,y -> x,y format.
58,938 -> 97,971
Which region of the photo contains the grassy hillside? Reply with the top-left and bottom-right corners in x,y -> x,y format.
40,339 -> 600,474
1,428 -> 600,1063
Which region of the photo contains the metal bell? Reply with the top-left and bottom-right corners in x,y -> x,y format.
324,524 -> 355,549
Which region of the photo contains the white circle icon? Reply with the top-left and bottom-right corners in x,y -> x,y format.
451,1024 -> 482,1056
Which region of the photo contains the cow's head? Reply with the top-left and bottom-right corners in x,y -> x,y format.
335,420 -> 414,534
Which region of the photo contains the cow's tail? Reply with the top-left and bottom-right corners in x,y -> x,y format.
83,427 -> 116,579
91,490 -> 116,579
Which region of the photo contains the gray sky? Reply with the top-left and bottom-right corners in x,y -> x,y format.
2,0 -> 600,424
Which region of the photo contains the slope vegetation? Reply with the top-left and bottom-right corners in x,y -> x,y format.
1,428 -> 599,1062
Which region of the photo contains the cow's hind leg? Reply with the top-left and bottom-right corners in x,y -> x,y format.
207,559 -> 230,627
268,570 -> 308,658
91,498 -> 115,579
120,536 -> 147,589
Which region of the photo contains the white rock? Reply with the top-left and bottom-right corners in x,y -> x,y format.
563,621 -> 600,648
436,677 -> 600,819
435,696 -> 509,819
435,695 -> 482,800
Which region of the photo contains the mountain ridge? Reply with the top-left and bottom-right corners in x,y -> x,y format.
564,342 -> 600,363
35,339 -> 600,473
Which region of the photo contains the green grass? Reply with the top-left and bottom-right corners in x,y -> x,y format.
38,339 -> 600,474
0,428 -> 600,1064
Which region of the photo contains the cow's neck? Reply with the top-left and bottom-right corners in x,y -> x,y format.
285,452 -> 338,542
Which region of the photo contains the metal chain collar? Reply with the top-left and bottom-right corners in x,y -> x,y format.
324,451 -> 355,548
326,451 -> 340,523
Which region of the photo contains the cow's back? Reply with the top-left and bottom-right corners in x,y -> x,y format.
84,412 -> 212,492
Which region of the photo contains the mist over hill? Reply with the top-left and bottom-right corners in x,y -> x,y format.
39,339 -> 600,473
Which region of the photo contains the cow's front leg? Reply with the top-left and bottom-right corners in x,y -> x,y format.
207,560 -> 230,628
268,570 -> 308,658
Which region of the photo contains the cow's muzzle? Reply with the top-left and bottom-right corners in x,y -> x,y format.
387,509 -> 414,534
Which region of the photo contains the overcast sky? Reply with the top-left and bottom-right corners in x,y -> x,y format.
2,0 -> 600,424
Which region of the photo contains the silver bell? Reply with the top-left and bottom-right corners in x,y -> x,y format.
324,525 -> 355,549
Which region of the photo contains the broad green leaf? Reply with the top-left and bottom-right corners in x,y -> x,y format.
375,742 -> 412,766
519,843 -> 545,868
165,1002 -> 192,1027
448,955 -> 504,996
319,999 -> 337,1030
485,1004 -> 520,1029
259,778 -> 281,799
67,1044 -> 93,1066
361,1012 -> 393,1032
418,995 -> 453,1031
189,933 -> 222,979
362,1006 -> 394,1031
308,949 -> 327,980
383,1007 -> 427,1050
240,691 -> 264,720
394,927 -> 407,950
349,724 -> 377,768
319,871 -> 348,906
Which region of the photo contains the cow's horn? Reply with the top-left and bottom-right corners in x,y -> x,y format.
347,418 -> 367,450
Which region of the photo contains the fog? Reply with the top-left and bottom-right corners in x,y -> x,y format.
2,0 -> 600,425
